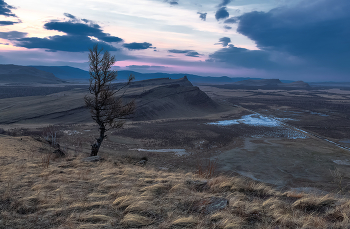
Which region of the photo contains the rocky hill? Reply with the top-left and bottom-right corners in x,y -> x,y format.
0,64 -> 65,84
128,77 -> 220,120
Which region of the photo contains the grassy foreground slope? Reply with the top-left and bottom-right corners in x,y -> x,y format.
1,135 -> 350,229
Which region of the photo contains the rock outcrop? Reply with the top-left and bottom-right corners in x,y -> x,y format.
128,76 -> 221,120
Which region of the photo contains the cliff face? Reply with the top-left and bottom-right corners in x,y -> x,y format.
0,64 -> 64,84
128,77 -> 220,120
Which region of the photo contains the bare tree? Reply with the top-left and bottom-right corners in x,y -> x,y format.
85,44 -> 135,156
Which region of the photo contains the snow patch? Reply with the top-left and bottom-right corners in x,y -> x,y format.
63,130 -> 82,135
131,148 -> 189,156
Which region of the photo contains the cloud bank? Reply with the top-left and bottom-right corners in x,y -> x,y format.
168,49 -> 202,57
197,12 -> 207,21
217,37 -> 231,47
123,42 -> 153,50
0,0 -> 16,17
215,7 -> 229,21
209,0 -> 350,78
236,0 -> 350,71
4,14 -> 124,52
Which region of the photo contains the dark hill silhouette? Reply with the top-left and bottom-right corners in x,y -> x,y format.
215,79 -> 311,90
114,76 -> 193,88
30,66 -> 89,80
0,64 -> 64,84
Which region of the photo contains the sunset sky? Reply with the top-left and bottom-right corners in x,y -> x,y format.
0,0 -> 349,81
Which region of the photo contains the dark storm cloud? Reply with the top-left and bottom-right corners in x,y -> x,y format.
123,42 -> 153,50
168,49 -> 190,54
185,51 -> 201,57
8,15 -> 123,52
0,31 -> 27,39
216,37 -> 231,47
0,20 -> 18,25
208,0 -> 350,78
224,17 -> 237,24
207,44 -> 276,69
0,0 -> 16,17
236,0 -> 350,71
63,13 -> 77,20
217,0 -> 232,8
197,12 -> 207,21
43,20 -> 123,42
215,7 -> 229,21
224,25 -> 232,30
81,19 -> 91,23
168,49 -> 202,57
15,36 -> 120,52
164,0 -> 178,5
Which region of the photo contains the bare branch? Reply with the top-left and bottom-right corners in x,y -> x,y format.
84,44 -> 135,156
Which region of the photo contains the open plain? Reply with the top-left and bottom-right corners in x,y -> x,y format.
2,81 -> 350,193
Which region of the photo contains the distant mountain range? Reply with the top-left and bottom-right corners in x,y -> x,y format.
1,64 -> 300,86
30,65 -> 263,85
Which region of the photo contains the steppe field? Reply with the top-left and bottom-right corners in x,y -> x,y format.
2,82 -> 350,228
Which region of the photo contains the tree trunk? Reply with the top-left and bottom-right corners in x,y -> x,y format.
90,125 -> 106,156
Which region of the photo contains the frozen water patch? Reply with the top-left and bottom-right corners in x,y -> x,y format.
208,114 -> 293,127
208,114 -> 294,127
63,130 -> 82,135
210,120 -> 240,125
208,114 -> 308,139
310,111 -> 329,117
340,140 -> 350,144
131,148 -> 189,156
303,110 -> 329,117
333,160 -> 350,166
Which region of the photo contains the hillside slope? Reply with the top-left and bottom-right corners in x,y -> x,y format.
0,64 -> 65,84
0,77 -> 222,124
31,65 -> 89,80
130,77 -> 220,120
1,134 -> 349,229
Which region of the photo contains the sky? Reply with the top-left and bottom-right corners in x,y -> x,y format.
0,0 -> 349,81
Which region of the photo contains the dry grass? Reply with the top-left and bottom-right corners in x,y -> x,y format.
1,135 -> 350,228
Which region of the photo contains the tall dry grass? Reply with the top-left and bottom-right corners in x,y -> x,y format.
1,135 -> 350,228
